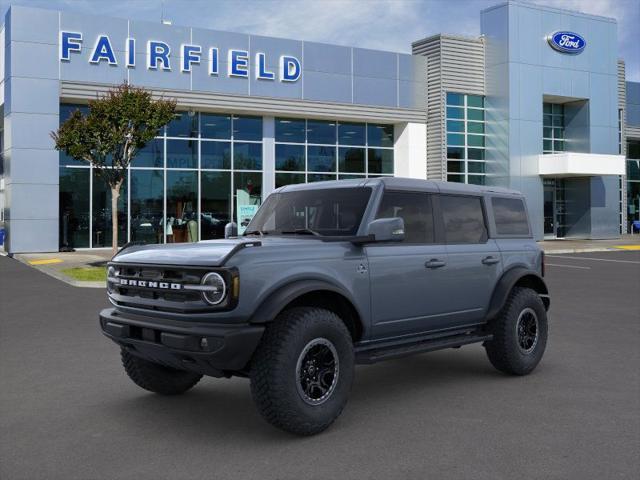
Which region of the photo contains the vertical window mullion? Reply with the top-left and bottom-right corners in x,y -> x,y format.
197,117 -> 202,242
89,164 -> 93,248
464,94 -> 468,184
127,166 -> 131,243
163,135 -> 167,244
230,115 -> 235,222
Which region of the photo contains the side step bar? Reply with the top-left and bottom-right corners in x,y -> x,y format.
355,332 -> 493,364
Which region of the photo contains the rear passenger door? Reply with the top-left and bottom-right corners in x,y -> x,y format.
365,190 -> 452,339
439,194 -> 502,325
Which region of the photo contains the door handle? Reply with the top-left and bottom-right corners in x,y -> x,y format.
482,256 -> 500,265
425,259 -> 446,269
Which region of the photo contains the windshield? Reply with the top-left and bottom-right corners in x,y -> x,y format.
245,187 -> 372,237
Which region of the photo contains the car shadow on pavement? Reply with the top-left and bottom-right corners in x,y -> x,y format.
99,346 -> 530,442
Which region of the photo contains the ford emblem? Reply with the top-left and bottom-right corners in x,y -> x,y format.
547,31 -> 586,54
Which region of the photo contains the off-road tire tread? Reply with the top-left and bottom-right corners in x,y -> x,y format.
485,287 -> 548,376
121,349 -> 202,395
250,307 -> 353,436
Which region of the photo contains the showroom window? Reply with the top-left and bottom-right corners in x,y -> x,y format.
627,140 -> 640,232
445,93 -> 486,185
543,103 -> 565,154
58,104 -> 263,248
274,118 -> 394,188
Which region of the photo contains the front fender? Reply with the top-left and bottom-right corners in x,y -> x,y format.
486,267 -> 549,320
248,279 -> 360,324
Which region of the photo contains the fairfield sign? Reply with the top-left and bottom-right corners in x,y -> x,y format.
59,31 -> 302,82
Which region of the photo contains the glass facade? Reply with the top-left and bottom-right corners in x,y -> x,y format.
543,103 -> 565,154
274,118 -> 394,188
445,92 -> 486,185
57,106 -> 395,248
58,104 -> 263,248
627,140 -> 640,231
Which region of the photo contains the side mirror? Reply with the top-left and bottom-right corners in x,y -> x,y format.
224,222 -> 238,239
365,217 -> 405,242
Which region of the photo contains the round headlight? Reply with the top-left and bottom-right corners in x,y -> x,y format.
201,272 -> 227,305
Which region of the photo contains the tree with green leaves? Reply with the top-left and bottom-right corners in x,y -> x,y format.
52,83 -> 176,255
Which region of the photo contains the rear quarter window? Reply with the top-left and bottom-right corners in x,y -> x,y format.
492,197 -> 530,236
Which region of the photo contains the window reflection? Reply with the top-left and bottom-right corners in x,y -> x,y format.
307,120 -> 336,144
276,144 -> 305,171
201,172 -> 231,240
59,167 -> 90,248
201,113 -> 231,139
166,171 -> 198,243
130,170 -> 164,244
367,124 -> 394,147
233,115 -> 262,141
276,173 -> 306,188
276,118 -> 306,143
368,148 -> 394,174
167,139 -> 197,169
338,122 -> 365,146
339,147 -> 365,173
167,111 -> 198,138
92,170 -> 127,247
134,139 -> 163,168
308,146 -> 336,172
201,141 -> 231,169
234,142 -> 262,170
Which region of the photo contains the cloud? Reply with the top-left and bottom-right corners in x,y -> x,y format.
0,0 -> 637,80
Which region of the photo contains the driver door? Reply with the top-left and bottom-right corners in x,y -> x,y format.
365,191 -> 452,339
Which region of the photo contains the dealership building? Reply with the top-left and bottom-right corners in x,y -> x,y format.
0,1 -> 639,252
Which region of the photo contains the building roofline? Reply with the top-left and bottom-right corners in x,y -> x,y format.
6,4 -> 412,56
412,33 -> 483,48
481,1 -> 616,24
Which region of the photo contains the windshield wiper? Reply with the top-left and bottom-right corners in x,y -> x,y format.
279,228 -> 322,237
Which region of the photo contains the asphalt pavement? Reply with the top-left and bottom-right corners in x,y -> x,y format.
1,251 -> 639,479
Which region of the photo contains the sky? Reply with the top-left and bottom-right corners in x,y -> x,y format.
1,0 -> 638,80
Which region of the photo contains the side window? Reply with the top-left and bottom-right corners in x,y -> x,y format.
376,191 -> 435,243
440,195 -> 487,244
492,197 -> 530,236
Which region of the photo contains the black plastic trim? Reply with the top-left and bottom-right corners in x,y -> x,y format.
248,279 -> 361,324
99,308 -> 264,374
485,267 -> 550,320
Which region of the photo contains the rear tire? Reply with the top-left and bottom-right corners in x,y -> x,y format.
121,349 -> 202,395
485,287 -> 548,375
250,307 -> 354,436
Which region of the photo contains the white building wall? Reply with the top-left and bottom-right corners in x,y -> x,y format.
394,122 -> 427,179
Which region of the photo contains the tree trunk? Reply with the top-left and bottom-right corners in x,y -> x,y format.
111,181 -> 123,257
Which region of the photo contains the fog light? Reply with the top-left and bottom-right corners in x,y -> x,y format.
200,337 -> 209,349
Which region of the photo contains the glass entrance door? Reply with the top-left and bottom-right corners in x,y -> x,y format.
544,179 -> 555,237
543,178 -> 567,238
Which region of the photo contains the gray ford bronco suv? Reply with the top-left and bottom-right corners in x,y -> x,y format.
101,177 -> 550,435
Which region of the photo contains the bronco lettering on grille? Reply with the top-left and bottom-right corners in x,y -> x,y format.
119,278 -> 182,290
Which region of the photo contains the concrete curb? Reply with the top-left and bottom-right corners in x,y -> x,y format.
540,247 -> 620,255
11,254 -> 106,289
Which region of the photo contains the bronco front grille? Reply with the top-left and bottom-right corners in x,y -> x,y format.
107,264 -> 214,314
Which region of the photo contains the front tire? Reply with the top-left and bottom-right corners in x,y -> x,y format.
485,287 -> 548,375
250,307 -> 354,436
121,349 -> 202,395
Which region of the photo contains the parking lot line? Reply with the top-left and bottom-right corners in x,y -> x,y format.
546,255 -> 640,264
28,259 -> 63,265
546,263 -> 591,269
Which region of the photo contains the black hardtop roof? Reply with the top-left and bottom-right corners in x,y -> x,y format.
277,177 -> 522,196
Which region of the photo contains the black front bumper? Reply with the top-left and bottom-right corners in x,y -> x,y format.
99,308 -> 264,377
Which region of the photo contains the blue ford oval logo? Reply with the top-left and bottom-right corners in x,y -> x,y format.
547,31 -> 586,54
